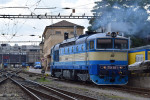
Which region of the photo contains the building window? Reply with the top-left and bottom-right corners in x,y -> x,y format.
70,32 -> 74,35
136,54 -> 144,62
55,31 -> 61,34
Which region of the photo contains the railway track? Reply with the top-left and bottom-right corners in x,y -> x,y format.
18,70 -> 150,98
11,75 -> 97,100
111,85 -> 150,98
0,70 -> 77,100
0,77 -> 39,100
5,69 -> 150,99
47,75 -> 150,98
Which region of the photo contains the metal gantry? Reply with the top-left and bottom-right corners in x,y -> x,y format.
0,14 -> 98,19
0,41 -> 41,43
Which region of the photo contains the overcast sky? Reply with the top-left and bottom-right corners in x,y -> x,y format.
0,0 -> 97,44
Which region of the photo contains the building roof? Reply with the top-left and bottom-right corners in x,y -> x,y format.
47,20 -> 84,28
43,20 -> 84,36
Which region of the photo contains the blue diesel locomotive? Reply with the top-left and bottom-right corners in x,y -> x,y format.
50,32 -> 129,85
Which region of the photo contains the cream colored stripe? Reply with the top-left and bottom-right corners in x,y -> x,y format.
88,52 -> 127,61
74,53 -> 86,61
59,53 -> 86,62
59,52 -> 127,62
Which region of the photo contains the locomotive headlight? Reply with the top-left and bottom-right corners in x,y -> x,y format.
120,66 -> 123,69
100,66 -> 107,69
103,66 -> 107,69
107,32 -> 111,35
117,32 -> 119,35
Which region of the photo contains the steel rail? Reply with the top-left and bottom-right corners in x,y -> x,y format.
13,75 -> 78,100
111,85 -> 150,98
10,78 -> 41,100
0,77 -> 8,84
47,86 -> 97,100
23,85 -> 60,100
17,72 -> 97,100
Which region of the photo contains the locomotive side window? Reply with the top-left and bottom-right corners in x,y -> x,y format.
54,50 -> 59,62
89,41 -> 94,49
68,48 -> 69,53
76,46 -> 78,52
86,43 -> 89,50
114,39 -> 128,49
97,39 -> 112,49
81,45 -> 84,51
72,47 -> 74,53
59,49 -> 61,54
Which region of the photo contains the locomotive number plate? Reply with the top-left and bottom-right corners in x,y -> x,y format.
107,66 -> 117,69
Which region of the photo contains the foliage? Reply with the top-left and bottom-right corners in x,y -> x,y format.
89,0 -> 150,47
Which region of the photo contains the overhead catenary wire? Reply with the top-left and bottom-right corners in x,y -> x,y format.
0,7 -> 29,9
3,0 -> 43,40
0,0 -> 96,42
50,2 -> 95,14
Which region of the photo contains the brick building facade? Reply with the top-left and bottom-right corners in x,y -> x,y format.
42,20 -> 84,70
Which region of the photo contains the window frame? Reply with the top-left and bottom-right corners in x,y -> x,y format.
72,47 -> 74,53
55,31 -> 61,35
81,45 -> 84,51
96,38 -> 113,50
76,46 -> 78,52
70,31 -> 74,35
114,38 -> 128,49
68,48 -> 69,54
89,40 -> 95,50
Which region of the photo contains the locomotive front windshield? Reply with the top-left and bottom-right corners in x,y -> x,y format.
97,38 -> 128,49
97,39 -> 112,49
114,39 -> 128,49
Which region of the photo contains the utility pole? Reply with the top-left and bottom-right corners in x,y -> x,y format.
1,46 -> 3,69
18,47 -> 21,67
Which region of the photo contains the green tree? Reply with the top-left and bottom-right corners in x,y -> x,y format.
89,0 -> 150,47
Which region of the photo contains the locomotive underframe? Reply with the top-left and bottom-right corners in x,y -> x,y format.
51,69 -> 89,81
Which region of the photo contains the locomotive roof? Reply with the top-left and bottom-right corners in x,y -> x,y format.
53,32 -> 129,49
61,37 -> 78,44
87,33 -> 127,40
76,33 -> 128,44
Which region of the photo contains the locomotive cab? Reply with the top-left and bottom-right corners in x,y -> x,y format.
87,32 -> 129,85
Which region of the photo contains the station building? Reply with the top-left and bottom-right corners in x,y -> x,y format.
0,44 -> 40,67
42,20 -> 84,70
